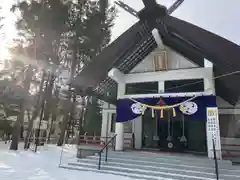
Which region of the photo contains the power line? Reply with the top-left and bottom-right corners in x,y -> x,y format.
166,70 -> 240,91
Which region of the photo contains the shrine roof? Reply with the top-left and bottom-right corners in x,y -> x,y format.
73,14 -> 240,105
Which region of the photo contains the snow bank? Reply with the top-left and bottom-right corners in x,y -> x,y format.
0,142 -> 140,180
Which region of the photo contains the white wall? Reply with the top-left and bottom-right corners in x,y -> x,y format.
132,116 -> 142,149
114,45 -> 214,99
125,67 -> 212,83
130,50 -> 156,73
166,46 -> 198,69
130,46 -> 198,73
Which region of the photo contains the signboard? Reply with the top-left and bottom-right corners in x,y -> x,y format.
206,107 -> 222,159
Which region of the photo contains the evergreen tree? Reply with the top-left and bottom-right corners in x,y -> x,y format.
0,119 -> 13,136
10,0 -> 70,150
10,0 -> 116,147
83,96 -> 102,136
57,0 -> 116,145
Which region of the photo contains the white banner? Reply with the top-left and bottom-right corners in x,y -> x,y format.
206,107 -> 222,159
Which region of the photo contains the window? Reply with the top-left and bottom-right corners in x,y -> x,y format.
164,79 -> 204,93
125,82 -> 158,95
153,51 -> 167,71
110,113 -> 132,133
124,121 -> 132,133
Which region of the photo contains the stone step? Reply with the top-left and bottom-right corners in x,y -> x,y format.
76,157 -> 240,175
60,164 -> 177,180
65,161 -> 237,180
71,158 -> 240,180
61,149 -> 240,180
106,151 -> 232,166
89,154 -> 230,169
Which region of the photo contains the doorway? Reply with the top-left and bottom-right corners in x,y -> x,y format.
142,109 -> 207,154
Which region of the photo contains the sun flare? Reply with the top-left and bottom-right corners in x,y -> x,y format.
0,0 -> 17,66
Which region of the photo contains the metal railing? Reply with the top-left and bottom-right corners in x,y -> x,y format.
78,134 -> 134,149
212,139 -> 219,180
79,134 -> 112,145
98,134 -> 117,170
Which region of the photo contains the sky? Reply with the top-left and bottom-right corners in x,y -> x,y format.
1,0 -> 240,61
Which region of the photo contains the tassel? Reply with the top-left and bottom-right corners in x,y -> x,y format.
151,109 -> 155,118
159,97 -> 163,106
160,109 -> 164,118
172,108 -> 176,117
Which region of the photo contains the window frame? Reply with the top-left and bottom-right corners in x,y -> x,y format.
110,113 -> 132,133
125,81 -> 159,95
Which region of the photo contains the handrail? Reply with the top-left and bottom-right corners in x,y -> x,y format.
98,134 -> 117,170
212,139 -> 219,180
79,135 -> 112,145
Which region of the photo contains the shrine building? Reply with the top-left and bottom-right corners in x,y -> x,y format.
73,0 -> 240,160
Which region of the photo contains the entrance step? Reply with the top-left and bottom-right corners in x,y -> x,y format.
60,151 -> 240,180
106,151 -> 233,167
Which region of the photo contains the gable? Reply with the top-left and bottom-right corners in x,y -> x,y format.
130,46 -> 198,73
73,8 -> 240,105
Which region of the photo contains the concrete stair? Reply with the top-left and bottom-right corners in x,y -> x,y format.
60,151 -> 240,180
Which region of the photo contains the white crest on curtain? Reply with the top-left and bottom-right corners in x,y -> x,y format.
131,103 -> 146,114
179,101 -> 198,115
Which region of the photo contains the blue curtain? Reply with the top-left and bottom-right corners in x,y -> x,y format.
162,95 -> 216,121
116,95 -> 216,122
116,98 -> 158,122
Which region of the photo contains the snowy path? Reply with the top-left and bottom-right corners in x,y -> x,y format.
0,142 -> 139,180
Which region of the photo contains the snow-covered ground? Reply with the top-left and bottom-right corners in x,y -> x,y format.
0,142 -> 138,180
